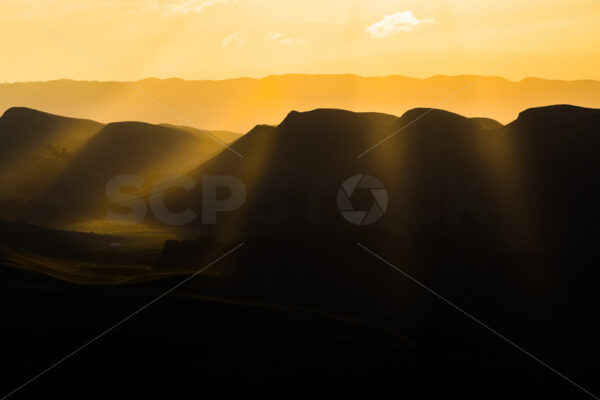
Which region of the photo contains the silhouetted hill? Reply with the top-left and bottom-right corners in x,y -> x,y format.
37,121 -> 237,218
0,108 -> 240,224
157,107 -> 493,238
501,105 -> 600,243
148,106 -> 600,392
157,109 -> 399,238
160,123 -> 241,143
470,117 -> 503,130
65,121 -> 215,176
154,104 -> 600,248
0,107 -> 102,153
0,107 -> 103,202
4,105 -> 600,398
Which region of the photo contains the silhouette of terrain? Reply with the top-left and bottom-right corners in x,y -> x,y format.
0,108 -> 240,224
0,107 -> 102,200
470,117 -> 504,129
40,121 -> 231,217
1,104 -> 600,398
161,104 -> 600,247
0,107 -> 101,156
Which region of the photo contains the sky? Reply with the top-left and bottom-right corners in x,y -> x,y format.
1,0 -> 600,82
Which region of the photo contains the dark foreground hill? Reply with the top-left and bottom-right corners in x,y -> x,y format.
1,105 -> 600,398
158,104 -> 600,246
147,105 -> 600,398
1,222 -> 599,398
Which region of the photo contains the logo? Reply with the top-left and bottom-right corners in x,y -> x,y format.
337,174 -> 388,225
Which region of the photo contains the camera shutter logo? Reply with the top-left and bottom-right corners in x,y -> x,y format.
337,174 -> 388,225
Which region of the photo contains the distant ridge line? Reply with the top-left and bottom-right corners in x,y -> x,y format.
2,73 -> 600,85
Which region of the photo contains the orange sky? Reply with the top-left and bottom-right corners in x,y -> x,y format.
1,0 -> 600,82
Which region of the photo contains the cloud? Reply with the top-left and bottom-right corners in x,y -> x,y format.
220,31 -> 246,47
155,0 -> 237,16
266,32 -> 308,46
366,11 -> 433,38
138,0 -> 238,16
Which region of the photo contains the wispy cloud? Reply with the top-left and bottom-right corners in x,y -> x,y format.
366,11 -> 434,38
152,0 -> 237,16
220,31 -> 246,47
266,31 -> 308,45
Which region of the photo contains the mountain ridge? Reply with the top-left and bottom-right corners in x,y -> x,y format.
5,73 -> 600,85
149,104 -> 600,245
3,74 -> 600,131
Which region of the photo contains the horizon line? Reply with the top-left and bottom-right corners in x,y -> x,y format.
2,73 -> 600,85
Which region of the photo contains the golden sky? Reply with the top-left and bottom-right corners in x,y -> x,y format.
1,0 -> 600,82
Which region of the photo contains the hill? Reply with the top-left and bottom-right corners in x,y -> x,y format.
36,121 -> 238,220
0,107 -> 103,200
158,104 -> 600,245
149,106 -> 600,390
2,75 -> 600,132
0,109 -> 240,224
3,105 -> 600,397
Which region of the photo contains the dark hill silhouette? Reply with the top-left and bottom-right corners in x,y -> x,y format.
0,107 -> 103,206
155,105 -> 599,247
157,107 -> 500,239
148,104 -> 600,342
148,106 -> 600,397
502,105 -> 600,243
470,117 -> 504,130
159,123 -> 241,143
157,109 -> 399,238
3,105 -> 600,398
0,108 -> 240,223
37,121 -> 239,219
64,121 -> 215,177
0,107 -> 102,155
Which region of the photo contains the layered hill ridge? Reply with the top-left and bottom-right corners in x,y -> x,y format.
147,105 -> 600,361
154,104 -> 600,246
0,107 -> 102,156
3,74 -> 600,132
0,107 -> 103,201
2,104 -> 600,398
68,121 -> 220,176
0,108 -> 240,222
2,104 -> 599,241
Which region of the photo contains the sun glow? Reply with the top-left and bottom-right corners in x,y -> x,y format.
0,0 -> 599,82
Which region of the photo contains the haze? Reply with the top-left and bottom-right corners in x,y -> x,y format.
1,0 -> 599,82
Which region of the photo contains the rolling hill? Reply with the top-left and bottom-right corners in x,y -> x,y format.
0,107 -> 103,200
2,104 -> 600,398
157,104 -> 600,247
148,105 -> 600,388
0,108 -> 240,224
42,121 -> 235,216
